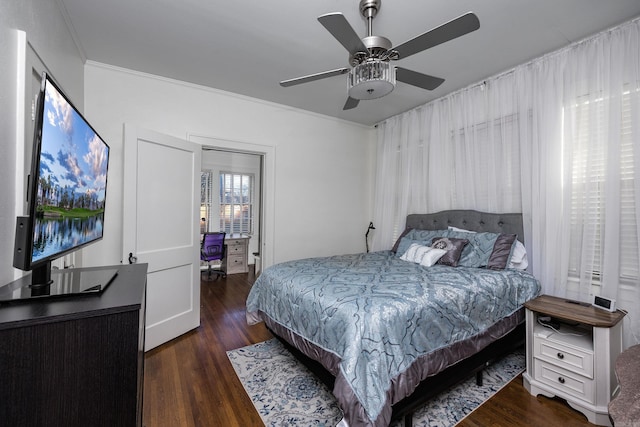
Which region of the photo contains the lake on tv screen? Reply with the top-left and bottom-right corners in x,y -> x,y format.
31,214 -> 104,263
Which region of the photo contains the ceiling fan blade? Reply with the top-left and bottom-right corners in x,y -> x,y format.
392,12 -> 480,59
280,67 -> 350,87
396,67 -> 445,91
343,96 -> 359,110
318,12 -> 369,56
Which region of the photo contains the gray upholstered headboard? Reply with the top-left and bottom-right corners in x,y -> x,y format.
405,210 -> 524,243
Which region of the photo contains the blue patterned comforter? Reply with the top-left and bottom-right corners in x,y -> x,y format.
246,251 -> 540,426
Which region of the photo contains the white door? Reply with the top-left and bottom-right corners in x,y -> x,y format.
123,125 -> 201,351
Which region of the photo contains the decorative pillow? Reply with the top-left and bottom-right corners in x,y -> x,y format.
442,230 -> 500,267
399,243 -> 447,267
487,233 -> 517,270
508,241 -> 528,270
391,227 -> 413,253
431,237 -> 469,267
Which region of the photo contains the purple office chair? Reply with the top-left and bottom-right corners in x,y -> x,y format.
200,232 -> 226,280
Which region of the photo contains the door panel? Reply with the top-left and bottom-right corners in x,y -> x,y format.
146,265 -> 193,326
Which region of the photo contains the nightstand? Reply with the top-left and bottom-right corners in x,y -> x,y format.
523,295 -> 625,426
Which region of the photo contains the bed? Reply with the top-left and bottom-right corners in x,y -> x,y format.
246,210 -> 541,427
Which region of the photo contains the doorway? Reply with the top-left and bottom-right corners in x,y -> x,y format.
188,134 -> 275,271
201,149 -> 262,269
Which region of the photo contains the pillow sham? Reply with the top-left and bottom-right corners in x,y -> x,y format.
395,237 -> 419,258
431,237 -> 469,267
449,225 -> 529,270
399,243 -> 447,267
408,228 -> 448,242
487,233 -> 517,270
443,230 -> 500,267
391,227 -> 413,253
508,241 -> 528,270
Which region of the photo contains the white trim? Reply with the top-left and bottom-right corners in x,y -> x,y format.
15,30 -> 26,221
13,30 -> 27,280
54,0 -> 88,62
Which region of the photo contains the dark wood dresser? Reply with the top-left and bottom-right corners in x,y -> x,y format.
0,264 -> 147,427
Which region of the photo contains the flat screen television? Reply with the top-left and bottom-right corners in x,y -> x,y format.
6,72 -> 118,302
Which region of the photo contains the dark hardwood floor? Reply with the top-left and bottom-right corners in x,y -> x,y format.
142,270 -> 597,427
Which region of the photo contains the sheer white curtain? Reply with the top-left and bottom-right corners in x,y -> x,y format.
372,18 -> 640,347
372,77 -> 522,249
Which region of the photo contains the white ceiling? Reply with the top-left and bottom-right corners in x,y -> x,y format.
58,0 -> 640,126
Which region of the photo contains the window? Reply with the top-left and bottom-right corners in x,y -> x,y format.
200,172 -> 214,234
201,171 -> 254,235
219,172 -> 253,235
565,88 -> 638,283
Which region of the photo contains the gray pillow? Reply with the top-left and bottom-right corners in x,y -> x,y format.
487,234 -> 518,270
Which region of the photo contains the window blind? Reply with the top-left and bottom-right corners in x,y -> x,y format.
567,89 -> 638,283
219,172 -> 253,235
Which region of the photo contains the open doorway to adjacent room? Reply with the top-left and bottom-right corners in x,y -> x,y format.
200,148 -> 263,275
189,134 -> 275,276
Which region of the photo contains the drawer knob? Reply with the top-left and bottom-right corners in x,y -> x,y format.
557,352 -> 564,360
558,377 -> 565,384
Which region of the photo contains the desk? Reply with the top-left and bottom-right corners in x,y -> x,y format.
224,234 -> 249,274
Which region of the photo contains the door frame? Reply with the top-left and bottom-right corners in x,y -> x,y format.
188,134 -> 275,270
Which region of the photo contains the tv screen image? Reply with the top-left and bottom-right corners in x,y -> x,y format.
6,72 -> 117,302
32,75 -> 109,264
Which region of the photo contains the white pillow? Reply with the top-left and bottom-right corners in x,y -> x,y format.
508,241 -> 528,270
449,225 -> 528,270
400,243 -> 447,267
448,225 -> 475,233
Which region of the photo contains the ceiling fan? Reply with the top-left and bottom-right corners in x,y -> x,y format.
279,0 -> 480,110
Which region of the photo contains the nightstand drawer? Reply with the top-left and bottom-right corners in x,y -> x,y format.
534,336 -> 594,378
534,359 -> 594,403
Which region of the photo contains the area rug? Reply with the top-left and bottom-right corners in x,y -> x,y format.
227,339 -> 525,427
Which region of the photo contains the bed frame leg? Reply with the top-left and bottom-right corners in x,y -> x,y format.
476,370 -> 483,386
404,412 -> 413,427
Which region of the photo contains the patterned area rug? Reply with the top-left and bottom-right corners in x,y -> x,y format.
227,339 -> 525,427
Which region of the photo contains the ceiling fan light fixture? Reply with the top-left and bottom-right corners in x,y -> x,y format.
348,60 -> 395,100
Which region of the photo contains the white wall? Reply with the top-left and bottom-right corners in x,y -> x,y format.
1,1 -> 84,285
83,63 -> 376,268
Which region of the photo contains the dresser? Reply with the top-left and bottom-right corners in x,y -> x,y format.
0,264 -> 147,427
224,234 -> 249,274
523,295 -> 625,426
